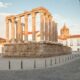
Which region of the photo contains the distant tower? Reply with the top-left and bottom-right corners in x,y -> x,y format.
60,24 -> 69,40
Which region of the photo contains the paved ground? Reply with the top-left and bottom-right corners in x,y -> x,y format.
0,59 -> 80,80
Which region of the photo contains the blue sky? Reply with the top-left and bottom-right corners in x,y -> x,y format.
0,0 -> 80,38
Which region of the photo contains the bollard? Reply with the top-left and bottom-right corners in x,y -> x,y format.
45,59 -> 47,68
34,60 -> 36,69
59,57 -> 60,63
9,61 -> 11,70
21,60 -> 23,69
50,58 -> 52,66
55,57 -> 57,64
65,56 -> 66,62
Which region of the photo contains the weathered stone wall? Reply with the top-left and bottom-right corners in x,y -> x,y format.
2,41 -> 72,57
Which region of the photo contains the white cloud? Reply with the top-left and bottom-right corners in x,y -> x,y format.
0,2 -> 12,8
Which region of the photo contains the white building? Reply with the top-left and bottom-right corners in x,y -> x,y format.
68,35 -> 80,51
59,24 -> 80,51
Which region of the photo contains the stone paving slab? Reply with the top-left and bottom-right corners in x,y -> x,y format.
0,59 -> 80,80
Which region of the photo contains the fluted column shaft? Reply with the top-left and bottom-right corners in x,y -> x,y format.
49,16 -> 52,41
15,22 -> 18,41
17,16 -> 23,42
51,21 -> 54,41
32,13 -> 36,41
55,23 -> 58,42
52,21 -> 58,42
6,18 -> 9,42
24,14 -> 28,42
40,13 -> 44,41
11,17 -> 15,42
45,14 -> 48,41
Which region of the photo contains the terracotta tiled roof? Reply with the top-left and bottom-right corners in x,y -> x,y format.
0,37 -> 6,43
69,35 -> 80,38
23,31 -> 39,35
58,34 -> 80,40
0,38 -> 6,40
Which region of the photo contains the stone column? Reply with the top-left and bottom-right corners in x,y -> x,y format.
52,21 -> 56,42
40,13 -> 44,41
32,12 -> 36,41
52,21 -> 58,42
55,22 -> 58,42
24,14 -> 28,42
45,14 -> 48,41
17,16 -> 23,42
15,21 -> 18,41
11,16 -> 15,42
48,15 -> 52,41
6,17 -> 9,43
51,21 -> 54,41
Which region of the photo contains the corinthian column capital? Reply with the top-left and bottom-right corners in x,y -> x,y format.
32,12 -> 36,18
11,16 -> 15,22
17,16 -> 21,21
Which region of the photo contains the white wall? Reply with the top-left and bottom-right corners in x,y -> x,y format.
0,45 -> 2,53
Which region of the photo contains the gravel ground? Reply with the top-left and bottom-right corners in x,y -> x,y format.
0,59 -> 80,80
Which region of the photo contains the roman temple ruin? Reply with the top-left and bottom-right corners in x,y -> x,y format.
2,7 -> 71,57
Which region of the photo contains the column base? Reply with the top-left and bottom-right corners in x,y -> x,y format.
11,39 -> 16,44
17,40 -> 23,43
6,41 -> 9,44
24,40 -> 28,43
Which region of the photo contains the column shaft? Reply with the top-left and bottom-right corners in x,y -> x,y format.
32,13 -> 36,41
40,13 -> 44,41
51,21 -> 54,41
52,21 -> 58,42
45,14 -> 48,41
11,17 -> 15,42
6,19 -> 9,42
24,14 -> 28,41
55,23 -> 58,42
15,22 -> 18,41
49,16 -> 52,41
17,16 -> 23,42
